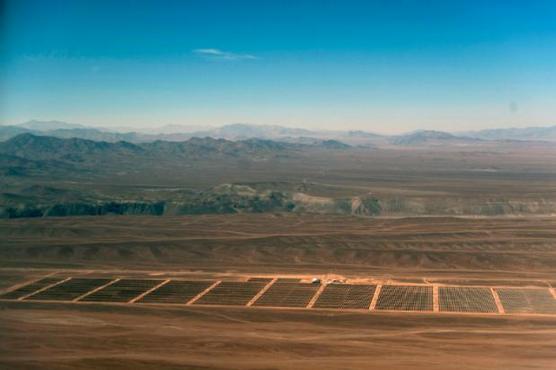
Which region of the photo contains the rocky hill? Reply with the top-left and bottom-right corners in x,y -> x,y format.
1,132 -> 555,219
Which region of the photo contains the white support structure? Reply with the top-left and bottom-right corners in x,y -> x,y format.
433,285 -> 440,312
491,288 -> 505,314
369,284 -> 382,310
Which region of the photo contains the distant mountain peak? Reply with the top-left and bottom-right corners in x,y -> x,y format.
0,133 -> 144,163
4,120 -> 556,146
390,130 -> 475,145
18,120 -> 86,131
460,125 -> 556,141
320,139 -> 351,149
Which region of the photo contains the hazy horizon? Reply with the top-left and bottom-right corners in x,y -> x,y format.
2,1 -> 556,133
2,118 -> 556,136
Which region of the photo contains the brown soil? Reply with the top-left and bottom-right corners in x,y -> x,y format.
1,302 -> 555,370
1,214 -> 556,369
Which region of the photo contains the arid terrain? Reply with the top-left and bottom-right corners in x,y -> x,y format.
2,132 -> 556,218
2,214 -> 556,278
1,214 -> 556,370
2,302 -> 555,370
1,125 -> 556,370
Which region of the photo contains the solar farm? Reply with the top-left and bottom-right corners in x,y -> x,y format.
137,280 -> 214,304
2,274 -> 556,317
439,287 -> 499,313
80,279 -> 165,303
194,281 -> 269,306
375,285 -> 433,311
495,288 -> 556,314
313,284 -> 376,309
253,281 -> 321,308
26,278 -> 114,301
0,277 -> 66,300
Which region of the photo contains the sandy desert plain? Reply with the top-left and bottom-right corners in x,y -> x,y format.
1,214 -> 556,370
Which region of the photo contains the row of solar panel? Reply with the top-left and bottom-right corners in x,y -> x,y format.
2,277 -> 556,314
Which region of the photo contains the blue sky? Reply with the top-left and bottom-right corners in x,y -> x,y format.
1,0 -> 555,133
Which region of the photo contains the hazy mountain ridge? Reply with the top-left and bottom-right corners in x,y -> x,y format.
0,133 -> 144,162
17,119 -> 87,131
3,120 -> 555,145
390,130 -> 480,145
0,134 -> 350,186
0,133 -> 341,165
1,132 -> 555,219
461,125 -> 556,141
0,125 -> 145,143
0,122 -> 355,145
193,123 -> 318,139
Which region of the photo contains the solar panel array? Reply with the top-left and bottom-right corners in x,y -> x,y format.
375,285 -> 433,311
80,279 -> 163,303
193,281 -> 267,306
313,284 -> 376,309
26,278 -> 113,301
2,275 -> 556,317
496,288 -> 556,314
0,277 -> 64,300
253,282 -> 320,308
438,287 -> 498,313
138,280 -> 214,304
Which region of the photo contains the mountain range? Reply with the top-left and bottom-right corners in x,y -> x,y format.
1,127 -> 555,219
0,133 -> 315,164
2,120 -> 555,146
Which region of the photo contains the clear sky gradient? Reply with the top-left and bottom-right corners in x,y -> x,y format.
1,0 -> 555,133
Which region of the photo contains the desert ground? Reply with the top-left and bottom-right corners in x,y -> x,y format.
1,214 -> 556,369
2,302 -> 555,370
